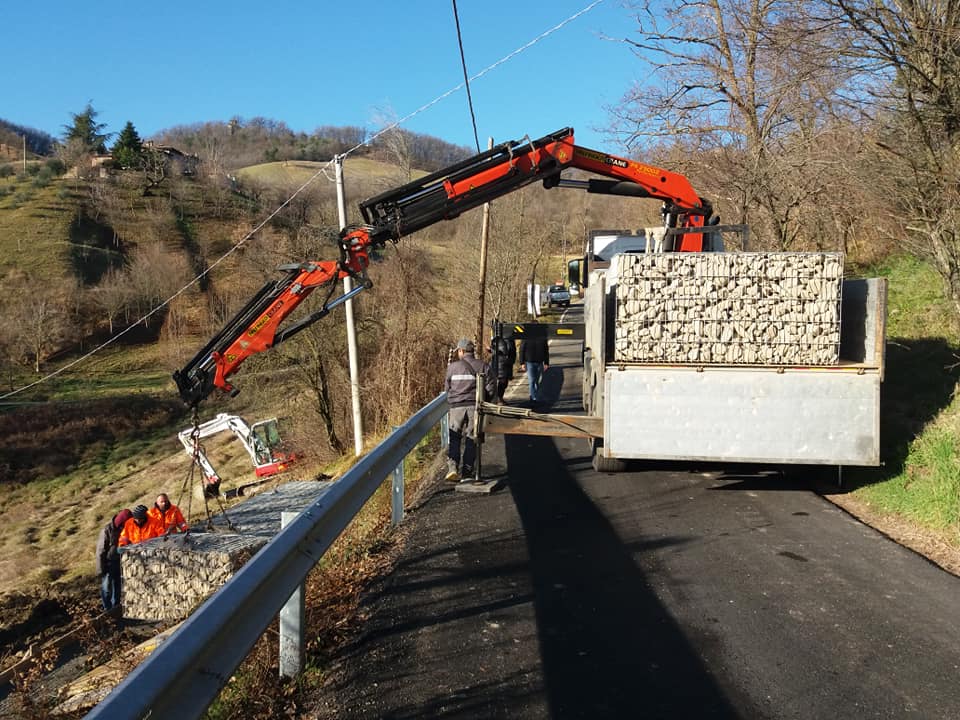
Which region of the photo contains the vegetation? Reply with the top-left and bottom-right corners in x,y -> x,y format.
110,121 -> 144,170
0,118 -> 54,157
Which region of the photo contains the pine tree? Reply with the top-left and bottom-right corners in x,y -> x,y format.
62,102 -> 110,154
111,121 -> 144,169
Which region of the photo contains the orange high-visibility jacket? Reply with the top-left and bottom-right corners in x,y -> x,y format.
118,517 -> 159,546
148,505 -> 188,534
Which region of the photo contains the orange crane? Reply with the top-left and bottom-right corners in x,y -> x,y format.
173,127 -> 712,407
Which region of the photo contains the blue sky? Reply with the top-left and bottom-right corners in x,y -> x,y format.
6,0 -> 644,154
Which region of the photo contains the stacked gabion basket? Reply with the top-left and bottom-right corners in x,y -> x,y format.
121,533 -> 266,621
613,252 -> 843,365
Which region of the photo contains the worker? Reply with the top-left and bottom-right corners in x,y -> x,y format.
490,335 -> 517,405
118,504 -> 157,547
148,493 -> 188,536
519,326 -> 550,405
95,507 -> 132,611
443,338 -> 496,482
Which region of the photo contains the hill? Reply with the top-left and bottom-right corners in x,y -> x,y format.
0,118 -> 55,158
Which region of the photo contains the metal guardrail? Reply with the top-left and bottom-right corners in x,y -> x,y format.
85,392 -> 449,720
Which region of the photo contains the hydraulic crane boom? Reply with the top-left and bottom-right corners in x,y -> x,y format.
173,127 -> 712,407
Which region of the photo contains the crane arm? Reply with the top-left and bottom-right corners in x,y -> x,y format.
173,127 -> 711,406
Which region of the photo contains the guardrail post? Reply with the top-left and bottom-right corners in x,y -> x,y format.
392,459 -> 404,526
440,412 -> 449,450
279,511 -> 304,679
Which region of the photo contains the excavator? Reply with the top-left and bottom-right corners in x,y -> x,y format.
173,127 -> 713,407
177,413 -> 297,491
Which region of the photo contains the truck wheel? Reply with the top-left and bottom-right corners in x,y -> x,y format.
591,440 -> 626,473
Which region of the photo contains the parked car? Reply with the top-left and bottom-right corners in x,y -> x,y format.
546,284 -> 571,308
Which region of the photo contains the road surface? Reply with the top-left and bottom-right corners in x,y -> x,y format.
310,307 -> 960,719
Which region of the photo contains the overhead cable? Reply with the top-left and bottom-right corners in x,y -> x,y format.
452,0 -> 482,153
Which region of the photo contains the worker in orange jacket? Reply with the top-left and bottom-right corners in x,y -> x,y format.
118,505 -> 158,547
148,493 -> 189,536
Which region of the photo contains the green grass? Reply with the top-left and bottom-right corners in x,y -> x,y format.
862,417 -> 960,530
847,254 -> 960,540
236,156 -> 425,186
2,342 -> 177,403
867,253 -> 960,342
0,176 -> 78,285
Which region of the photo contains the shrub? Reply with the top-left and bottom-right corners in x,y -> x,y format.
45,158 -> 66,176
32,168 -> 53,188
0,164 -> 13,178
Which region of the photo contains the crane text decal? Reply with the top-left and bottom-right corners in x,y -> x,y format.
575,147 -> 630,170
248,300 -> 286,336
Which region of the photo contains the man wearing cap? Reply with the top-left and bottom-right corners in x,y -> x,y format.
95,507 -> 132,611
118,504 -> 159,548
444,338 -> 496,482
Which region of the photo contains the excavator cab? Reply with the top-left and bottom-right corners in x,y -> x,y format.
250,419 -> 283,466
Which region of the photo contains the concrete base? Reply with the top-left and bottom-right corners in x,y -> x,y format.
454,477 -> 505,494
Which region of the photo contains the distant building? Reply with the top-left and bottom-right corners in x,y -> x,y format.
143,141 -> 199,175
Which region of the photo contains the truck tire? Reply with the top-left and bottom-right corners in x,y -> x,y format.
591,440 -> 626,473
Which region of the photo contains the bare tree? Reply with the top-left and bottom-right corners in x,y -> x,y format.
287,325 -> 346,456
8,288 -> 71,373
125,243 -> 189,324
828,0 -> 960,314
91,268 -> 131,334
612,0 -> 855,249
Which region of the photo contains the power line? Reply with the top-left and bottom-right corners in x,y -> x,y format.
0,0 -> 605,401
452,0 -> 481,153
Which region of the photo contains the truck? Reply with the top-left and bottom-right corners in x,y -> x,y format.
179,413 -> 297,494
565,228 -> 886,471
172,126 -> 885,472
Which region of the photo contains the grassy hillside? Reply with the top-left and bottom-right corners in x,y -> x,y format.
0,172 -> 77,285
843,256 -> 960,539
237,156 -> 418,185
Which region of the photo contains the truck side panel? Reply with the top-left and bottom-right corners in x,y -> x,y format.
605,367 -> 881,465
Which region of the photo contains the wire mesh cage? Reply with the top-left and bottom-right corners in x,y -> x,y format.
613,252 -> 844,366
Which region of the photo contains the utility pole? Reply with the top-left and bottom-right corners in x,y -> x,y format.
335,155 -> 364,456
22,134 -> 26,172
475,137 -> 493,352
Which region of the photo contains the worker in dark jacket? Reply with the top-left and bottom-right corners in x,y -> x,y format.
519,330 -> 550,404
95,507 -> 132,611
490,336 -> 517,404
444,338 -> 495,482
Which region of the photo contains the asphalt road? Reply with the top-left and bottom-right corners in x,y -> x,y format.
311,307 -> 960,719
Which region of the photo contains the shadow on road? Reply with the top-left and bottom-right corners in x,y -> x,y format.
504,434 -> 743,719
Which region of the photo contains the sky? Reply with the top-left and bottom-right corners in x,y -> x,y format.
5,0 -> 645,155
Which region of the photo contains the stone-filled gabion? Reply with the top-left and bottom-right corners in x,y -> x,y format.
613,252 -> 843,365
121,533 -> 266,621
119,481 -> 332,621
